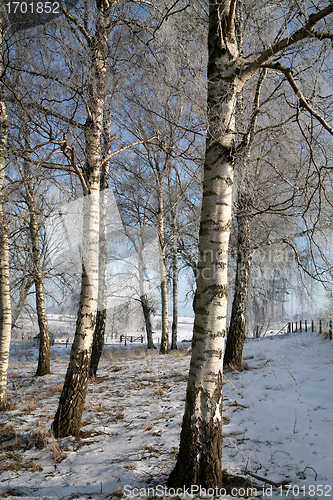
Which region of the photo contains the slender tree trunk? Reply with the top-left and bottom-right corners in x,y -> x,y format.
0,198 -> 11,410
52,9 -> 107,437
224,192 -> 252,368
89,103 -> 111,379
158,189 -> 169,354
0,19 -> 11,410
135,241 -> 155,349
168,166 -> 178,350
89,188 -> 107,378
89,309 -> 106,378
167,1 -> 239,487
140,294 -> 155,348
20,116 -> 51,375
23,172 -> 51,376
171,214 -> 178,350
11,277 -> 33,328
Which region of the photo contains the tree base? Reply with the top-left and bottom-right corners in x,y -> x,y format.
0,400 -> 10,411
168,468 -> 258,495
35,366 -> 51,377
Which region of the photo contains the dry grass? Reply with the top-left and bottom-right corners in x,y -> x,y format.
29,423 -> 67,462
224,362 -> 250,372
114,412 -> 125,420
106,488 -> 125,498
30,460 -> 43,472
243,354 -> 255,360
23,398 -> 36,413
123,463 -> 136,470
137,445 -> 157,453
142,423 -> 153,431
48,435 -> 67,463
98,385 -> 110,392
1,488 -> 24,497
0,457 -> 43,473
95,401 -> 105,412
222,415 -> 231,424
0,423 -> 16,442
126,348 -> 146,360
46,384 -> 63,396
155,386 -> 164,397
102,346 -> 147,362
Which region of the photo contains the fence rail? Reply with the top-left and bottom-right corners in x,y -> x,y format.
119,334 -> 144,346
283,319 -> 332,340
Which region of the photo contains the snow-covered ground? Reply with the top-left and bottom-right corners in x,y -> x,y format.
0,325 -> 332,499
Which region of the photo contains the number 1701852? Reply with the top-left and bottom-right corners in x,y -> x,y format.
279,485 -> 332,497
6,2 -> 60,14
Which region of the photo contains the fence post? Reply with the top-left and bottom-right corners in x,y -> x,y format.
295,321 -> 297,332
305,320 -> 307,332
288,322 -> 291,333
330,321 -> 332,341
300,320 -> 302,332
312,320 -> 314,332
320,319 -> 322,335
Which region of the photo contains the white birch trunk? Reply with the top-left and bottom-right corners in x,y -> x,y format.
89,104 -> 112,378
168,0 -> 333,487
158,186 -> 169,354
52,8 -> 108,437
0,15 -> 11,411
0,196 -> 11,411
168,0 -> 240,487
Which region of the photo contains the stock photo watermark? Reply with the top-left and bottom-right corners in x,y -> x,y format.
123,484 -> 332,498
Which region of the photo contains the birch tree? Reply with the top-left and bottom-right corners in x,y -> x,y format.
19,122 -> 51,375
168,0 -> 333,488
0,10 -> 11,410
51,2 -> 111,437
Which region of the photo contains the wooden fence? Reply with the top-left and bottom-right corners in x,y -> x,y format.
119,334 -> 144,346
285,319 -> 332,340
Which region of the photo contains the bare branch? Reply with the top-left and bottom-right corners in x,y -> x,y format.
312,30 -> 333,40
242,5 -> 333,79
262,62 -> 333,136
226,0 -> 237,39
